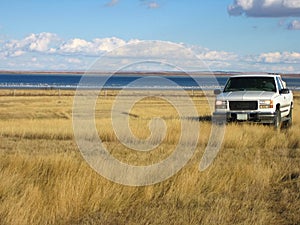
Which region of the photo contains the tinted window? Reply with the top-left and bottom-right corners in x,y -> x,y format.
224,77 -> 276,92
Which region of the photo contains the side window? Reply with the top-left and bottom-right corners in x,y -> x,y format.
276,77 -> 283,92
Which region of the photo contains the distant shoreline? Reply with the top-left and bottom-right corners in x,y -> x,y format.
0,70 -> 234,76
0,70 -> 299,77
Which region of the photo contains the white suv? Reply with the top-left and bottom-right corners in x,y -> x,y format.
213,74 -> 293,128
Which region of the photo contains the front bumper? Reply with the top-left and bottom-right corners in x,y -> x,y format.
213,111 -> 276,124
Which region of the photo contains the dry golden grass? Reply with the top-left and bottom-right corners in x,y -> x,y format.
0,89 -> 299,225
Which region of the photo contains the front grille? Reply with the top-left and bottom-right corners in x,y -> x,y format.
229,101 -> 258,110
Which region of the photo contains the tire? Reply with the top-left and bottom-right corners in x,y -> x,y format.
274,109 -> 281,129
288,107 -> 293,126
285,106 -> 293,128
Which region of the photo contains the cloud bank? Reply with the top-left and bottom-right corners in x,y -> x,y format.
1,33 -> 128,58
228,0 -> 300,17
1,32 -> 300,72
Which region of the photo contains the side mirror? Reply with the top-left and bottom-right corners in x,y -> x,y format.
279,88 -> 290,94
214,89 -> 222,95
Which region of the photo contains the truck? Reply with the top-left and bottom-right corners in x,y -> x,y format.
213,74 -> 293,128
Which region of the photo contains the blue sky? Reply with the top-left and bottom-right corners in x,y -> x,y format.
0,0 -> 300,72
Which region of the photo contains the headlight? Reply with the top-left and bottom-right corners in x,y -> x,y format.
215,100 -> 227,109
259,100 -> 273,109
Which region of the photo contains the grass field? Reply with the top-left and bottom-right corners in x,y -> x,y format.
0,89 -> 299,225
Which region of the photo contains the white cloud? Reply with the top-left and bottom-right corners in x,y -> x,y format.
105,0 -> 119,7
270,65 -> 295,72
140,0 -> 160,9
258,52 -> 282,63
0,34 -> 128,57
288,19 -> 300,29
102,40 -> 184,60
1,32 -> 60,57
228,0 -> 300,17
94,37 -> 127,52
58,37 -> 127,55
66,58 -> 82,64
27,33 -> 59,52
10,50 -> 25,57
1,32 -> 300,73
59,38 -> 92,54
258,51 -> 300,63
147,2 -> 160,9
196,50 -> 238,62
283,0 -> 300,8
186,45 -> 239,70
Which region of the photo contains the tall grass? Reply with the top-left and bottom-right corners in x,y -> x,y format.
0,89 -> 299,224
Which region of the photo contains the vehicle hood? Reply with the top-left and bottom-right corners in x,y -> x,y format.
217,91 -> 277,101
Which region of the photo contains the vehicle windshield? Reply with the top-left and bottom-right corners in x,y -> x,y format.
223,77 -> 276,92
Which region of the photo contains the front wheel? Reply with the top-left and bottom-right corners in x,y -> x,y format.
287,106 -> 293,127
274,109 -> 281,129
283,106 -> 293,128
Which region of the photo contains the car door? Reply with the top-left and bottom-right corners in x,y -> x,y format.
276,77 -> 291,117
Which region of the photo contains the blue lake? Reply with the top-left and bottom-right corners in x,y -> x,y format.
0,74 -> 299,90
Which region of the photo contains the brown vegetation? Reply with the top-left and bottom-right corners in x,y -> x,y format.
0,89 -> 299,224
